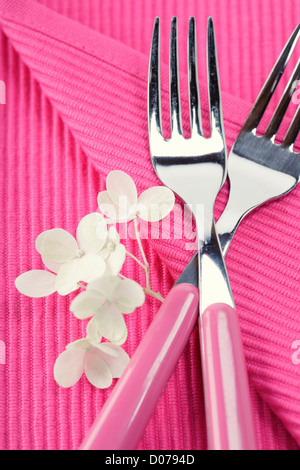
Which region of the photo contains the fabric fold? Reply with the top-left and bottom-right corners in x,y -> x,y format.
0,0 -> 300,449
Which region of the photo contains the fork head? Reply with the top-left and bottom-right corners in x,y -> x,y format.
148,17 -> 227,215
230,24 -> 300,185
215,25 -> 300,254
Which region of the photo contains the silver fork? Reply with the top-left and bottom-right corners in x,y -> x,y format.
216,24 -> 300,253
181,24 -> 300,280
148,17 -> 256,450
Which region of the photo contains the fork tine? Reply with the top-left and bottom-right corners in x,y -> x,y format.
188,17 -> 202,136
264,59 -> 300,139
148,17 -> 163,141
207,17 -> 224,137
169,17 -> 183,136
243,24 -> 300,132
282,103 -> 300,148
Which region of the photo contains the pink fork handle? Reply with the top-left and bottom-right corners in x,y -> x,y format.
79,283 -> 199,450
201,303 -> 257,450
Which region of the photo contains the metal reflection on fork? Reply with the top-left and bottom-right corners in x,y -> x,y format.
216,25 -> 300,254
179,22 -> 300,268
149,17 -> 232,311
148,16 -> 257,450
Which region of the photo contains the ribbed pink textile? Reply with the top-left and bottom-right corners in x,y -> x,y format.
0,0 -> 300,450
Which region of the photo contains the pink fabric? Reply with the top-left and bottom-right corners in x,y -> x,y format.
0,0 -> 300,450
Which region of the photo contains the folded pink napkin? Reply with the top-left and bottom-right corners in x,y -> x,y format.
0,0 -> 300,450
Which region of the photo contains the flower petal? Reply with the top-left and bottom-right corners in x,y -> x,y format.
94,304 -> 127,343
15,270 -> 56,298
97,226 -> 121,262
76,213 -> 107,253
89,314 -> 128,346
56,254 -> 106,296
96,217 -> 109,245
104,244 -> 126,276
96,342 -> 130,378
97,246 -> 110,260
137,186 -> 175,222
35,231 -> 47,253
108,226 -> 120,244
41,255 -> 62,274
106,170 -> 137,208
36,228 -> 78,263
70,290 -> 105,319
110,328 -> 128,346
97,191 -> 128,222
55,259 -> 80,295
87,275 -> 121,298
53,347 -> 86,388
76,253 -> 106,283
86,316 -> 103,344
66,338 -> 91,350
114,278 -> 145,313
84,348 -> 112,388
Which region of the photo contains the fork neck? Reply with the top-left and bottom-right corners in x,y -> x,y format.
194,210 -> 235,316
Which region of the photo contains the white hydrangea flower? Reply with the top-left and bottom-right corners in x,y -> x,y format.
86,315 -> 128,346
97,170 -> 175,223
15,213 -> 107,297
53,337 -> 130,389
97,226 -> 126,276
15,269 -> 58,298
70,276 -> 145,344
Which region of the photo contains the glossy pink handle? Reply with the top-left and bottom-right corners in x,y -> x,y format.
201,303 -> 257,450
79,283 -> 199,450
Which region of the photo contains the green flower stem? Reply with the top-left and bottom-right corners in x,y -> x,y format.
125,250 -> 145,269
133,218 -> 150,289
144,288 -> 164,303
118,274 -> 164,303
118,273 -> 127,280
77,282 -> 87,290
